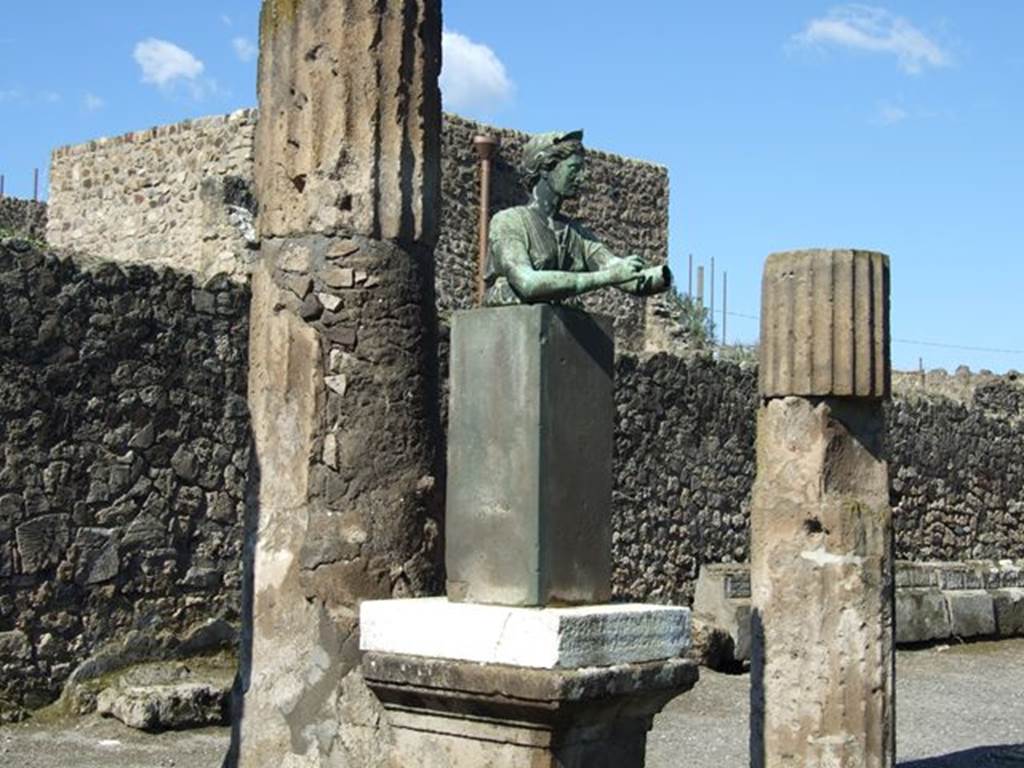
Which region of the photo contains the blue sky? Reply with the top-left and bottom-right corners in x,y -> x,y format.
2,2 -> 1022,372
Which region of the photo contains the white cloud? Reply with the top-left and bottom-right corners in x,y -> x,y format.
39,91 -> 60,103
134,38 -> 205,87
232,36 -> 257,63
793,5 -> 950,74
0,89 -> 22,102
440,29 -> 513,114
84,92 -> 105,111
875,101 -> 907,125
221,14 -> 233,27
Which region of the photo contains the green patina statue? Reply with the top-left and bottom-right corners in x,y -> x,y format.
483,129 -> 672,306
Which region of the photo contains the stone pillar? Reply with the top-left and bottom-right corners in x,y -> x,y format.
750,249 -> 894,768
232,2 -> 442,766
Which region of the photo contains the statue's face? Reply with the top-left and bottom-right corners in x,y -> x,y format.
546,151 -> 585,199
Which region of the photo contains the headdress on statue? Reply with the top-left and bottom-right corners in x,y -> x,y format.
521,130 -> 584,186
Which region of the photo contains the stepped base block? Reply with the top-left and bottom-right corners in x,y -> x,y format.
360,597 -> 691,668
363,652 -> 698,768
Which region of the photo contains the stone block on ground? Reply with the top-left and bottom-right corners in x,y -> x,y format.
693,564 -> 753,663
946,590 -> 997,638
446,305 -> 614,607
96,681 -> 230,731
993,588 -> 1024,637
93,657 -> 234,731
896,589 -> 952,644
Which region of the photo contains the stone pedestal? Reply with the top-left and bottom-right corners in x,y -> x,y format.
362,652 -> 697,768
446,305 -> 614,606
751,249 -> 894,768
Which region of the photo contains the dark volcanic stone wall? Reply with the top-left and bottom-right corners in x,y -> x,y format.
890,378 -> 1024,561
0,198 -> 47,242
611,355 -> 1024,605
612,354 -> 757,604
0,238 -> 249,713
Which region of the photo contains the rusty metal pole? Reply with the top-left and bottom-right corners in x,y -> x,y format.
473,134 -> 498,306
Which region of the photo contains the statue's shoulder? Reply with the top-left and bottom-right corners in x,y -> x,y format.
491,205 -> 534,229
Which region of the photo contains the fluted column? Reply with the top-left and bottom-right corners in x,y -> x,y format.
750,249 -> 895,768
233,2 -> 442,766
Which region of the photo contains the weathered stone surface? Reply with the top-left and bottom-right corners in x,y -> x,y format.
15,513 -> 70,573
47,111 -> 258,283
446,305 -> 613,607
255,0 -> 440,243
89,657 -> 234,731
360,598 -> 690,668
0,630 -> 31,661
693,564 -> 752,664
993,588 -> 1024,636
759,249 -> 890,398
236,241 -> 441,764
946,590 -> 996,638
750,396 -> 893,768
0,198 -> 47,241
0,239 -> 250,711
895,589 -> 951,643
363,652 -> 698,768
73,527 -> 119,585
97,682 -> 230,731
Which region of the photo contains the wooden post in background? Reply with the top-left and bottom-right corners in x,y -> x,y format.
473,134 -> 498,305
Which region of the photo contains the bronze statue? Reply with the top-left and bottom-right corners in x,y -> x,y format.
483,130 -> 671,306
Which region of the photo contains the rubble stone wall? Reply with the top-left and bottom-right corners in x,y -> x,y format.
0,239 -> 250,715
47,110 -> 259,283
0,198 -> 47,241
47,111 -> 669,350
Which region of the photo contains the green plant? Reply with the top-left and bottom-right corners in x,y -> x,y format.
664,286 -> 715,350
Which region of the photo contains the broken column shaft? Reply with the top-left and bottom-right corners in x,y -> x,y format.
750,249 -> 894,768
233,1 -> 442,766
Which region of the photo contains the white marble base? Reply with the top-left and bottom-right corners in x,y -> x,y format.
359,597 -> 691,669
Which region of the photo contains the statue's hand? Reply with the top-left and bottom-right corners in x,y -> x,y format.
607,255 -> 645,284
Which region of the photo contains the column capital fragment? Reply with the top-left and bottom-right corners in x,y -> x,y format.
759,248 -> 890,399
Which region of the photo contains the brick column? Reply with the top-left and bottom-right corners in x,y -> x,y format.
750,249 -> 894,768
232,2 -> 442,766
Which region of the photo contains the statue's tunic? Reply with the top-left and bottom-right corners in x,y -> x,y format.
483,205 -> 619,306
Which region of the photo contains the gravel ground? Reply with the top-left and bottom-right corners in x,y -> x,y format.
2,639 -> 1022,767
648,638 -> 1024,767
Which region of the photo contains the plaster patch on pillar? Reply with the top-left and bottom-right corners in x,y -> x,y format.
800,549 -> 865,568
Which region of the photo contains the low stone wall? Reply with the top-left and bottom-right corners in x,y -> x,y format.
0,238 -> 250,717
47,111 -> 669,351
0,198 -> 47,241
693,560 -> 1024,664
47,110 -> 259,283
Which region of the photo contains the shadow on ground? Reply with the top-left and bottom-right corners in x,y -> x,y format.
901,744 -> 1024,767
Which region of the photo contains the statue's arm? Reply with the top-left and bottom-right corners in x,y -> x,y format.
580,232 -> 672,297
506,259 -> 643,302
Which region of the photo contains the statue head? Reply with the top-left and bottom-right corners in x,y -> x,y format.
522,130 -> 585,198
